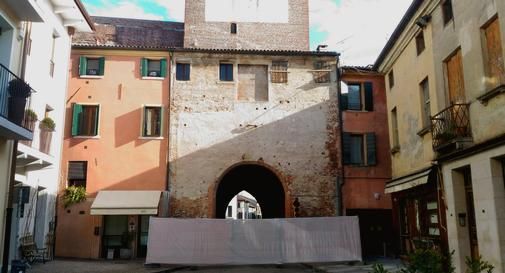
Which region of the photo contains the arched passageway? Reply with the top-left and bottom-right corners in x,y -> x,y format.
215,164 -> 285,219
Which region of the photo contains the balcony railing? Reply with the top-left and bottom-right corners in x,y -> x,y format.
0,63 -> 35,131
431,103 -> 472,151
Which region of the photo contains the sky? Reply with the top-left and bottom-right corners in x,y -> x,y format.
81,0 -> 412,66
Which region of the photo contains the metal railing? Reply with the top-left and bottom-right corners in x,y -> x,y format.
0,63 -> 35,131
431,103 -> 472,150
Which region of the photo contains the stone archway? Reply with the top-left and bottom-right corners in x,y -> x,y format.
215,163 -> 285,219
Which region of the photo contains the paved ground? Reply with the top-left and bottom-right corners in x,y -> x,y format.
27,258 -> 404,273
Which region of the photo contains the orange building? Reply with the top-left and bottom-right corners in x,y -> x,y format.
55,17 -> 183,259
339,66 -> 393,257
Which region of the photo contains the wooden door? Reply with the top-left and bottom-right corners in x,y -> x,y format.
463,168 -> 479,259
446,49 -> 466,104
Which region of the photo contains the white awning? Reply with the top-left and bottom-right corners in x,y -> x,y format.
385,168 -> 432,194
90,191 -> 161,215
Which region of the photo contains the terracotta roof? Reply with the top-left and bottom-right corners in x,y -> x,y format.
72,16 -> 184,49
172,48 -> 340,57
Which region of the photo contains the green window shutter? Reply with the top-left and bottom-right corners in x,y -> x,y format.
141,58 -> 148,77
98,57 -> 105,76
71,104 -> 83,136
366,133 -> 377,166
160,59 -> 167,77
340,93 -> 348,111
364,82 -> 374,111
343,132 -> 352,165
92,106 -> 99,136
79,56 -> 87,76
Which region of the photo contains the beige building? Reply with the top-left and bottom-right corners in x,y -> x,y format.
376,0 -> 505,271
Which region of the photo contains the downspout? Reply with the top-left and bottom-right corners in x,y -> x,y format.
163,51 -> 174,217
2,21 -> 31,273
335,53 -> 345,216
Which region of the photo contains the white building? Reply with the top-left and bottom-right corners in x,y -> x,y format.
0,0 -> 92,269
225,191 -> 262,220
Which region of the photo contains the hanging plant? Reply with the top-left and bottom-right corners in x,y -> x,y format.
63,186 -> 87,208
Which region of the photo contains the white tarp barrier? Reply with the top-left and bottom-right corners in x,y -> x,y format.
146,217 -> 362,265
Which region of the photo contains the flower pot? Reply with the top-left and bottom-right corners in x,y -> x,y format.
39,129 -> 53,154
20,118 -> 37,146
8,97 -> 27,125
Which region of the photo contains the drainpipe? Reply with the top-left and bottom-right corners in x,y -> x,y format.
2,21 -> 32,273
335,53 -> 345,216
162,51 -> 174,217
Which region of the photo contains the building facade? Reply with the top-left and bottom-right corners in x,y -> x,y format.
0,0 -> 92,269
376,0 -> 505,271
340,66 -> 393,257
55,17 -> 182,259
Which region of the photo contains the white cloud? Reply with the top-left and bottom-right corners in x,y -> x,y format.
309,0 -> 412,66
87,1 -> 164,21
153,0 -> 185,21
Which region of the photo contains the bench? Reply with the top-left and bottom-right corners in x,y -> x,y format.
19,235 -> 46,264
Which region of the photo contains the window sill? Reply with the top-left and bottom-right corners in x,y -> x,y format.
72,135 -> 100,139
345,109 -> 371,113
142,76 -> 165,80
417,126 -> 431,137
345,164 -> 377,168
477,84 -> 505,105
80,75 -> 104,79
391,146 -> 400,154
139,136 -> 164,140
217,81 -> 235,85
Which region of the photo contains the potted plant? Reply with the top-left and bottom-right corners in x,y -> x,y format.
62,185 -> 86,208
20,109 -> 38,146
39,117 -> 55,154
7,78 -> 32,125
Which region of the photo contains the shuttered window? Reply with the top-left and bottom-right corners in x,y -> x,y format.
79,56 -> 105,76
71,104 -> 99,137
340,82 -> 374,111
313,61 -> 331,83
445,49 -> 466,104
141,58 -> 167,78
442,0 -> 454,25
388,70 -> 395,88
271,61 -> 288,83
482,16 -> 505,88
176,63 -> 191,81
416,31 -> 425,55
343,132 -> 377,166
220,63 -> 234,81
142,106 -> 162,137
68,161 -> 87,188
391,107 -> 400,150
420,78 -> 431,128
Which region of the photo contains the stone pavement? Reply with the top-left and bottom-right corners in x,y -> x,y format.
28,259 -> 180,273
310,258 -> 404,273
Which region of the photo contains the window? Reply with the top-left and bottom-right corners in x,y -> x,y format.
388,70 -> 395,88
71,104 -> 99,137
227,206 -> 233,217
141,58 -> 167,78
416,31 -> 425,55
445,49 -> 466,104
79,56 -> 105,76
220,63 -> 234,81
482,16 -> 505,88
341,82 -> 373,111
231,23 -> 237,34
442,0 -> 453,25
343,133 -> 377,166
176,63 -> 191,81
420,78 -> 431,129
271,61 -> 288,83
313,61 -> 331,83
68,161 -> 87,188
142,106 -> 162,137
238,65 -> 268,101
391,107 -> 400,150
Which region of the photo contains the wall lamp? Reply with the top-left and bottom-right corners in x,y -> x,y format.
416,15 -> 432,28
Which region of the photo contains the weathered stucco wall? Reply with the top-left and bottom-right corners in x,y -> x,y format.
184,0 -> 309,50
169,53 -> 340,218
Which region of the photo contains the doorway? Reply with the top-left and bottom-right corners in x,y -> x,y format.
347,209 -> 393,257
215,164 -> 285,219
137,215 -> 149,258
463,168 -> 479,259
102,215 -> 128,259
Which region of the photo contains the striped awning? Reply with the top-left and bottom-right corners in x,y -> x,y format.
385,167 -> 433,194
